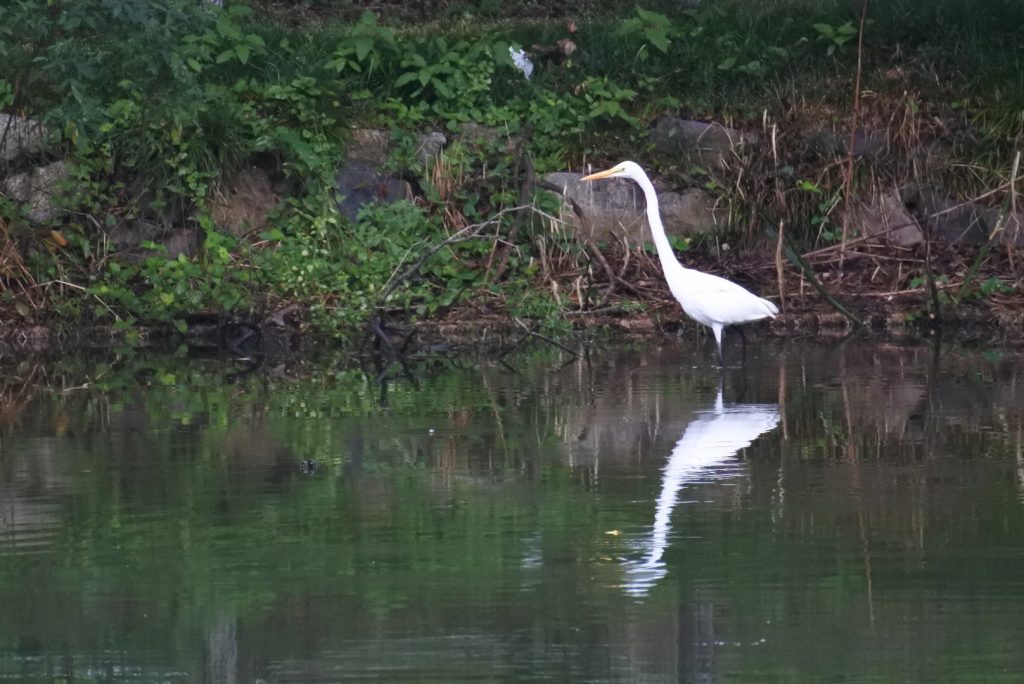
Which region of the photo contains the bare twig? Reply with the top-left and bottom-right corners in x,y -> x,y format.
839,0 -> 870,268
775,220 -> 786,310
376,204 -> 531,305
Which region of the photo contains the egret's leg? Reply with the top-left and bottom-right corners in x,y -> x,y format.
735,326 -> 748,364
712,324 -> 725,367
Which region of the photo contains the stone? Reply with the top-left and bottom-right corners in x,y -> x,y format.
107,219 -> 200,261
209,167 -> 279,236
0,114 -> 49,162
806,127 -> 889,160
347,128 -> 391,165
904,187 -> 1024,247
847,192 -> 923,246
457,122 -> 504,148
416,131 -> 447,165
2,160 -> 68,223
649,116 -> 757,169
108,218 -> 164,251
545,171 -> 718,248
336,159 -> 412,222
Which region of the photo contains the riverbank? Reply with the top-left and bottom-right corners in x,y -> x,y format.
1,0 -> 1021,345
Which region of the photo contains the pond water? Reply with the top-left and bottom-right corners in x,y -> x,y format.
2,338 -> 1024,682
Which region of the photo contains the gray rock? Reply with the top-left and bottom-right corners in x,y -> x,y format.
107,219 -> 200,260
905,187 -> 1024,247
416,131 -> 447,164
0,114 -> 49,162
457,122 -> 504,148
2,160 -> 68,223
347,128 -> 391,165
546,171 -> 718,247
336,159 -> 412,222
108,218 -> 165,251
807,127 -> 889,159
649,117 -> 757,169
847,192 -> 922,246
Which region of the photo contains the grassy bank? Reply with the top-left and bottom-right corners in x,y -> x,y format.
0,0 -> 1022,345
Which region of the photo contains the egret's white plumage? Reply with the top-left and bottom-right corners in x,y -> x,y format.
582,161 -> 778,365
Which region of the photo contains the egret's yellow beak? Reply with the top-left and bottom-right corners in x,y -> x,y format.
581,167 -> 619,182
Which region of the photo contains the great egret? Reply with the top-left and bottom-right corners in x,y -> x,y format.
581,161 -> 778,365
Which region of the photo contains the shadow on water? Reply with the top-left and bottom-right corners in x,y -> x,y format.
2,337 -> 1024,681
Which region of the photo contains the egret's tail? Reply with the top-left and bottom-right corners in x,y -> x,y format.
763,297 -> 779,317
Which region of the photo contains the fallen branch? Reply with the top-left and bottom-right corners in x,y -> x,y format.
765,224 -> 864,327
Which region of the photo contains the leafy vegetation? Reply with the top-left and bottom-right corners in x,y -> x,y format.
0,0 -> 1022,338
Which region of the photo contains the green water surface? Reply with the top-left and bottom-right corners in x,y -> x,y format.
1,340 -> 1023,682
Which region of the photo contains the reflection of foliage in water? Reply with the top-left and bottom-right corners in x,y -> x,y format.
2,343 -> 1024,680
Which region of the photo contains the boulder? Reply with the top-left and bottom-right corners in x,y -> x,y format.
2,160 -> 68,223
649,116 -> 757,169
416,131 -> 447,165
905,187 -> 1024,247
806,127 -> 889,160
545,171 -> 718,247
336,159 -> 412,222
347,128 -> 391,165
0,114 -> 49,162
847,192 -> 922,246
107,218 -> 201,261
456,122 -> 504,149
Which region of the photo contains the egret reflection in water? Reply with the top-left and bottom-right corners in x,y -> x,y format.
623,385 -> 780,596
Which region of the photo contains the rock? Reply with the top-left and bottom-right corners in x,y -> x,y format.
209,167 -> 278,236
807,127 -> 889,159
108,218 -> 164,251
456,122 -> 516,150
649,116 -> 757,169
904,187 -> 1024,247
0,114 -> 49,162
416,131 -> 447,164
347,128 -> 391,165
1,160 -> 68,223
545,171 -> 718,247
160,227 -> 201,259
847,192 -> 922,246
336,159 -> 412,222
107,219 -> 200,260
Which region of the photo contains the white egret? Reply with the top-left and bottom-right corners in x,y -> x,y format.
581,161 -> 778,365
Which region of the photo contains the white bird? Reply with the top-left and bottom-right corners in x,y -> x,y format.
582,161 -> 778,366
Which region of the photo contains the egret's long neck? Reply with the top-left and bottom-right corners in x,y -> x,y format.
636,173 -> 684,276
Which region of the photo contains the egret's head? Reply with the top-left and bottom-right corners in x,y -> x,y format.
580,160 -> 645,183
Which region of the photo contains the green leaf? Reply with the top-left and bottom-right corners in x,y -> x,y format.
216,49 -> 235,64
236,44 -> 250,63
186,58 -> 202,72
394,72 -> 419,88
648,30 -> 670,53
812,23 -> 835,38
354,37 -> 372,62
215,16 -> 240,40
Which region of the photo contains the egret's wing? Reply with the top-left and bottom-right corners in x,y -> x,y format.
679,270 -> 778,324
